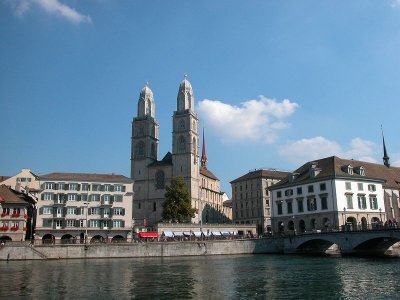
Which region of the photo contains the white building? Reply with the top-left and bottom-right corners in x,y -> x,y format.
269,156 -> 397,234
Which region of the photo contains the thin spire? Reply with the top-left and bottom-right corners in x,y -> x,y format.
201,127 -> 208,168
381,125 -> 390,168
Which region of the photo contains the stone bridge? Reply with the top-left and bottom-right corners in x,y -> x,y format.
283,229 -> 400,256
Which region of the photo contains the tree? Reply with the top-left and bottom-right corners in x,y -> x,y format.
162,176 -> 197,223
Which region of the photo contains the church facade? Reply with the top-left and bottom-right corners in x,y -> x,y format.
131,76 -> 229,227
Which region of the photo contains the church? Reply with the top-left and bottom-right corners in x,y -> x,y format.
130,76 -> 230,227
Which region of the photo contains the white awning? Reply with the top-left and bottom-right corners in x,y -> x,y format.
173,231 -> 184,237
163,231 -> 174,237
193,231 -> 202,237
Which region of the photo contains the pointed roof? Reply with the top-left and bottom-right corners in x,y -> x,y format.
201,128 -> 208,168
179,74 -> 192,91
382,127 -> 390,167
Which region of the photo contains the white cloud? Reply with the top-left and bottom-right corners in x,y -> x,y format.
279,136 -> 378,165
197,96 -> 299,144
8,0 -> 92,24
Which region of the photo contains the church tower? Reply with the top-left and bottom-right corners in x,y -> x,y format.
172,75 -> 200,206
131,83 -> 159,180
382,127 -> 390,168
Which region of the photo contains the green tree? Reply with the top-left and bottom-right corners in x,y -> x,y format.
162,176 -> 197,223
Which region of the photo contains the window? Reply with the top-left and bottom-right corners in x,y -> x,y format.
345,182 -> 351,190
357,195 -> 367,209
43,207 -> 52,214
138,202 -> 141,209
44,182 -> 54,190
297,187 -> 302,195
321,196 -> 328,210
113,220 -> 124,228
90,220 -> 100,228
82,184 -> 90,191
277,191 -> 282,198
277,202 -> 283,215
178,136 -> 186,152
153,202 -> 157,212
92,184 -> 100,191
90,207 -> 99,215
114,195 -> 123,202
320,183 -> 326,191
115,185 -> 123,192
67,207 -> 76,215
265,188 -> 269,196
113,208 -> 125,215
368,184 -> 376,192
308,185 -> 314,193
55,220 -> 63,229
369,196 -> 378,210
66,220 -> 75,227
346,194 -> 353,209
104,185 -> 112,191
69,183 -> 79,191
68,194 -> 77,201
91,194 -> 100,202
287,201 -> 293,214
297,199 -> 304,213
155,170 -> 165,189
43,193 -> 53,201
358,183 -> 364,191
285,189 -> 293,197
307,197 -> 317,211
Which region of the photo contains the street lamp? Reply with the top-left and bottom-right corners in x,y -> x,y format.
379,208 -> 382,222
83,201 -> 89,244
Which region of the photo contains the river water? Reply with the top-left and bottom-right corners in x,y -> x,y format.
1,254 -> 400,299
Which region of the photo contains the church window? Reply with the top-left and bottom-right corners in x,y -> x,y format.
136,141 -> 145,158
193,137 -> 197,164
151,125 -> 155,137
151,143 -> 155,158
193,120 -> 196,132
146,100 -> 151,116
179,119 -> 185,130
155,170 -> 165,189
178,136 -> 186,152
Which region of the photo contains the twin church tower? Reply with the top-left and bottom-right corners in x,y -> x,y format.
131,76 -> 226,226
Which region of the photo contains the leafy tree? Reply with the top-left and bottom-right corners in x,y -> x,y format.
162,176 -> 197,223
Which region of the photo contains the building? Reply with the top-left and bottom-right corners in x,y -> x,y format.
35,173 -> 134,243
131,76 -> 229,226
268,156 -> 400,234
230,169 -> 289,234
0,185 -> 36,242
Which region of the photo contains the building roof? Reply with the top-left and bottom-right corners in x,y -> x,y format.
38,173 -> 133,183
148,152 -> 173,167
0,184 -> 36,205
0,176 -> 11,183
230,169 -> 290,184
200,167 -> 219,181
270,156 -> 400,190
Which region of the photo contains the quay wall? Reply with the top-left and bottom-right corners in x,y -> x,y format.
0,238 -> 283,261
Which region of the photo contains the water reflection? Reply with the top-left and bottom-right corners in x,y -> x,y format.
1,255 -> 400,299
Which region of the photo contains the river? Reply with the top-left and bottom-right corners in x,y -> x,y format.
1,254 -> 400,299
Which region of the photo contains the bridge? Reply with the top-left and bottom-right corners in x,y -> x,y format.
282,229 -> 400,256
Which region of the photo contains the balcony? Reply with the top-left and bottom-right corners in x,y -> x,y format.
0,213 -> 8,217
0,226 -> 9,231
10,226 -> 19,231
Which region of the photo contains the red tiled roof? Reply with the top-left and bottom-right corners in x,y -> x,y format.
0,185 -> 35,205
200,167 -> 219,181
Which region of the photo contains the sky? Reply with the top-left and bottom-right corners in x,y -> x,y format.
1,0 -> 400,197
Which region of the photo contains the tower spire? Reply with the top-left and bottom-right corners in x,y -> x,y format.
381,125 -> 390,168
201,127 -> 208,168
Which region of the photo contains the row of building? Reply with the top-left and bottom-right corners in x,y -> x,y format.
1,77 -> 399,243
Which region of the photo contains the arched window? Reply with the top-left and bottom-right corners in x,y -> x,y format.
193,137 -> 197,164
136,141 -> 145,158
151,143 -> 155,158
178,136 -> 185,152
146,99 -> 151,116
179,119 -> 185,130
155,170 -> 165,189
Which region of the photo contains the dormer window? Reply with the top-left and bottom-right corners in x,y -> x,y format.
354,166 -> 365,176
288,173 -> 299,183
342,165 -> 353,175
310,168 -> 321,178
368,184 -> 376,192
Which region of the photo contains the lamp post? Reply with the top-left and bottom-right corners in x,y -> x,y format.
83,201 -> 89,244
342,207 -> 346,230
379,208 -> 382,222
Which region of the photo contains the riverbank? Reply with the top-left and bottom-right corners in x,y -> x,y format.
0,238 -> 283,260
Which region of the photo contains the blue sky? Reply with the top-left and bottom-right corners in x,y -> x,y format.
2,1 -> 400,197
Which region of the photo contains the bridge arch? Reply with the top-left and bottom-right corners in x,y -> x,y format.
295,238 -> 340,255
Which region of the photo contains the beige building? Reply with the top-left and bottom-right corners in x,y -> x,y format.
1,169 -> 134,243
230,169 -> 289,234
36,173 -> 134,243
131,77 -> 230,227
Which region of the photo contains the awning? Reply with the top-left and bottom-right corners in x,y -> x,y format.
138,232 -> 158,238
163,231 -> 174,237
193,231 -> 203,237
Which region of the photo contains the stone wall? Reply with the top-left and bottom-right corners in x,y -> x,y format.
0,238 -> 283,261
